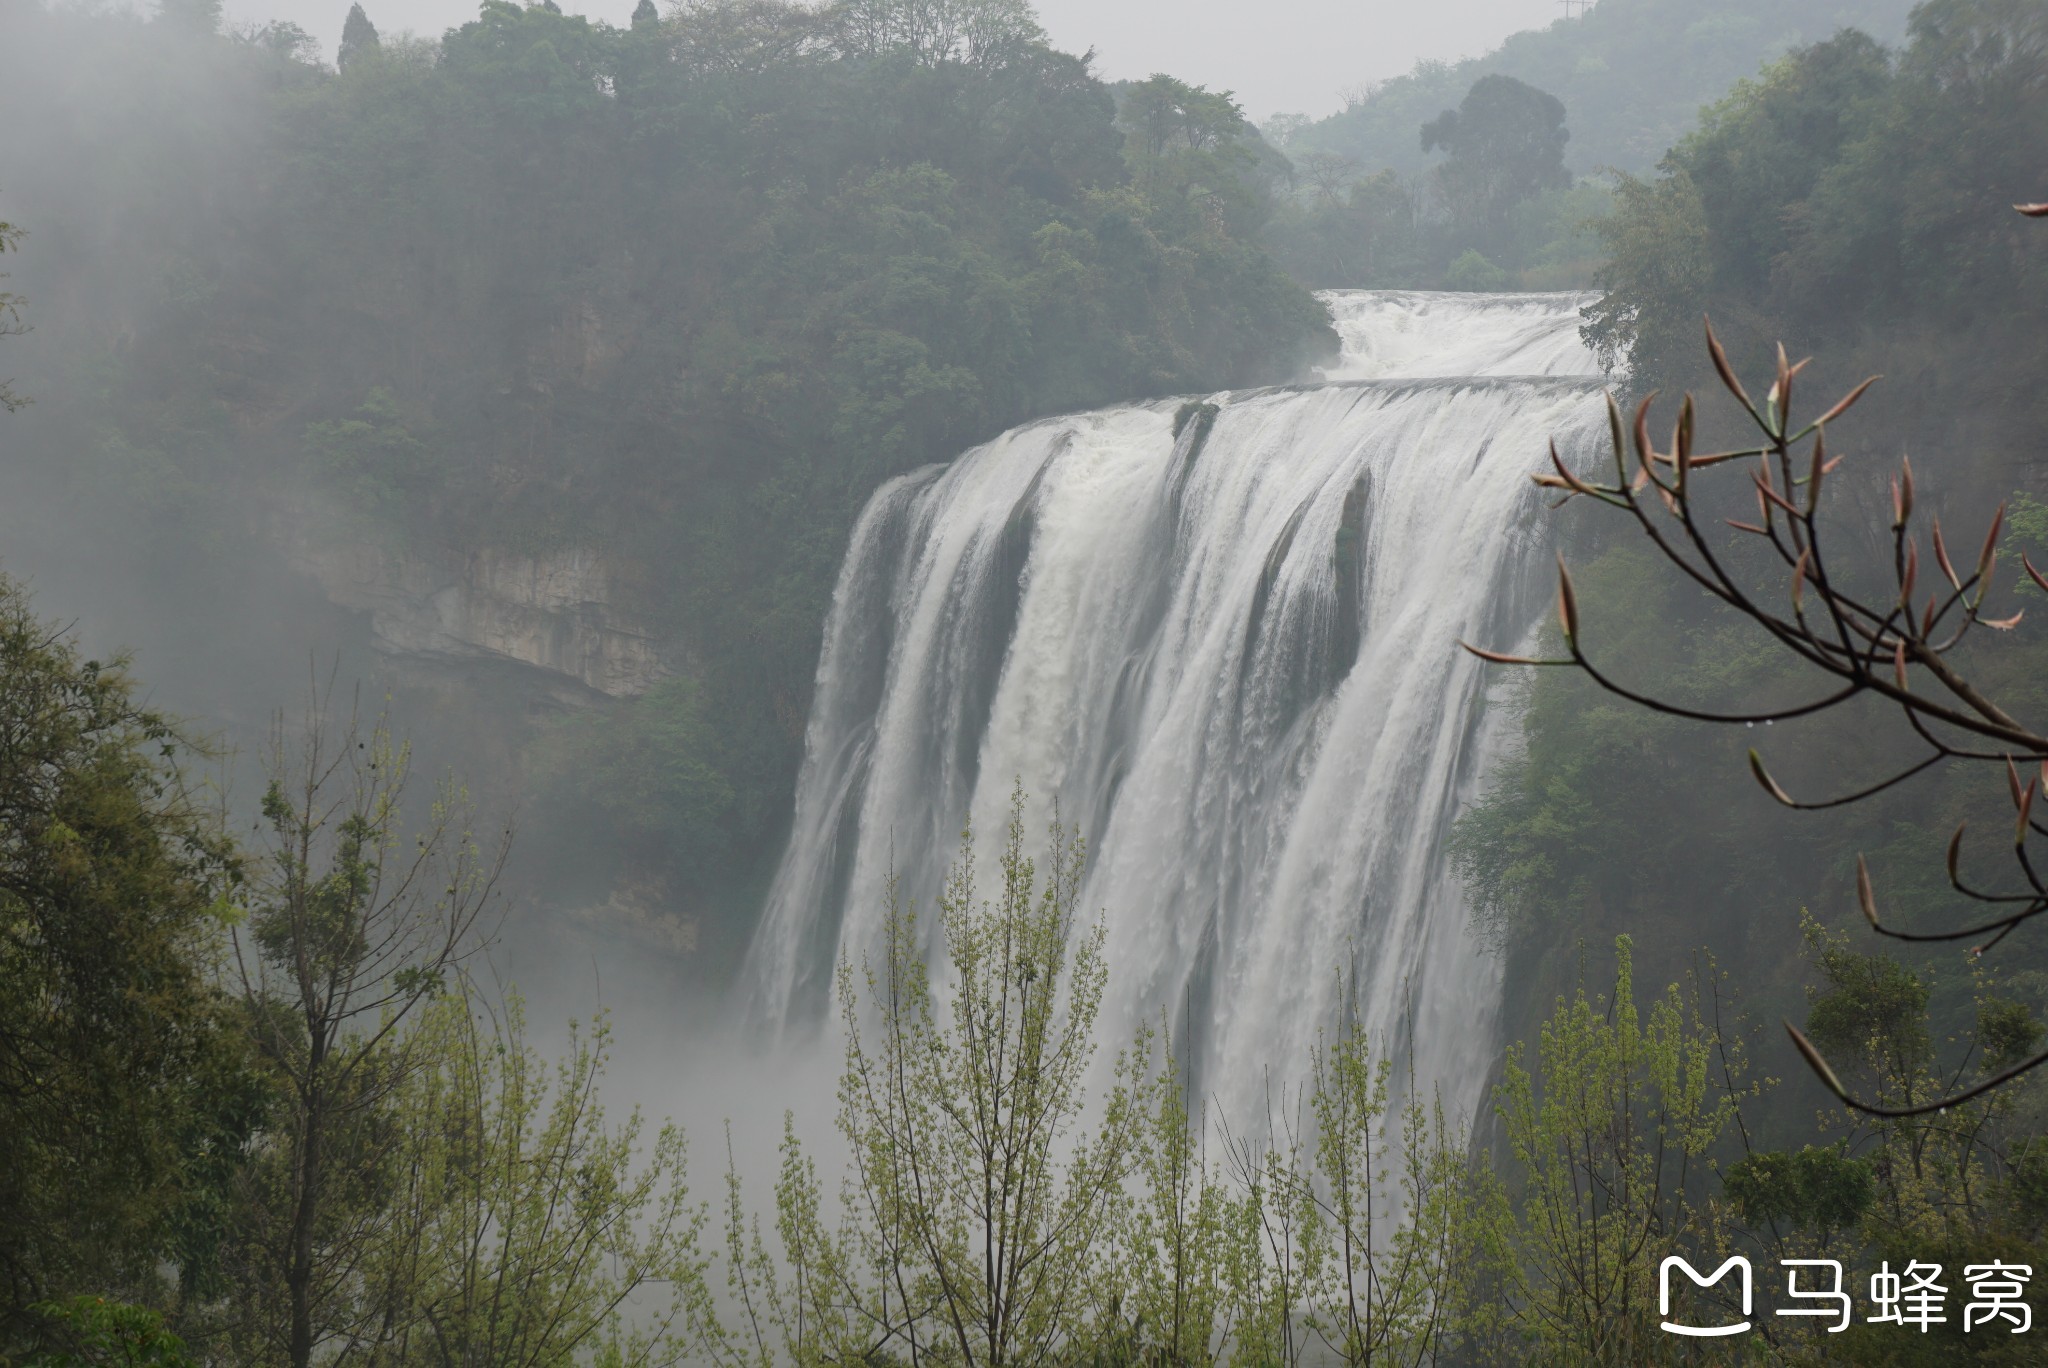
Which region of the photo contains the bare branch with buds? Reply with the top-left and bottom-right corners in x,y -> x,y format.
1467,212 -> 2048,1116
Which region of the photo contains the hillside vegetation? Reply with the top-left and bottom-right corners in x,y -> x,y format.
1460,0 -> 2048,1139
1255,0 -> 1924,292
1273,0 -> 1917,178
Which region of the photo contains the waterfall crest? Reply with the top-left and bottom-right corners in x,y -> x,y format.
745,290 -> 1609,1127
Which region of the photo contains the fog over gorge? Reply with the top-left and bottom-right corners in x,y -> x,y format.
3,0 -> 2047,1362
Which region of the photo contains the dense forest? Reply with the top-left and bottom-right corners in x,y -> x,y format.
5,0 -> 2048,1362
1254,0 -> 1924,290
1272,0 -> 1919,179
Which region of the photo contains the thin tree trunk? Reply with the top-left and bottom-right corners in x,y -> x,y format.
289,1061 -> 325,1368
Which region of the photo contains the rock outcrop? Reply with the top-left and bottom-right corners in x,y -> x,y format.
281,512 -> 669,703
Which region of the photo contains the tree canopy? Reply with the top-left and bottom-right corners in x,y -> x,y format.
1420,73 -> 1571,252
1587,0 -> 2048,440
335,3 -> 377,69
0,574 -> 252,1342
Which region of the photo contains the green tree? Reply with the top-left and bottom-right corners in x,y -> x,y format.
1581,28 -> 1892,383
1293,1019 -> 1465,1367
1275,0 -> 1917,182
1262,168 -> 1424,288
1419,74 -> 1570,252
336,3 -> 379,71
1729,923 -> 2048,1363
367,993 -> 712,1366
532,675 -> 738,899
729,788 -> 1151,1367
1583,3 -> 2048,430
1579,165 -> 1710,376
835,0 -> 1046,69
1440,248 -> 1508,292
0,574 -> 252,1343
301,388 -> 435,515
1099,1039 -> 1249,1368
1119,74 -> 1270,238
1721,1144 -> 1874,1244
223,700 -> 504,1368
1464,938 -> 1750,1365
20,1298 -> 198,1368
1484,188 -> 2048,1119
1797,919 -> 2043,1242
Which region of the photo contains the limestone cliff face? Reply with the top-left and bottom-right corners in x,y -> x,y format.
273,511 -> 706,957
282,516 -> 668,702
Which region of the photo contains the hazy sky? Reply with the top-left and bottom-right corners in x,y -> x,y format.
222,0 -> 1554,120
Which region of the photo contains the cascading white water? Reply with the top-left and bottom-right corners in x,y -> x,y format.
745,290 -> 1608,1130
1318,290 -> 1607,382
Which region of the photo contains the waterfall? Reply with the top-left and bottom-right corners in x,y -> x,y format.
744,290 -> 1609,1129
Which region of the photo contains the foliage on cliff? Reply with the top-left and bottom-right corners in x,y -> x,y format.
1260,0 -> 1925,291
1271,0 -> 1917,179
1587,0 -> 2048,460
